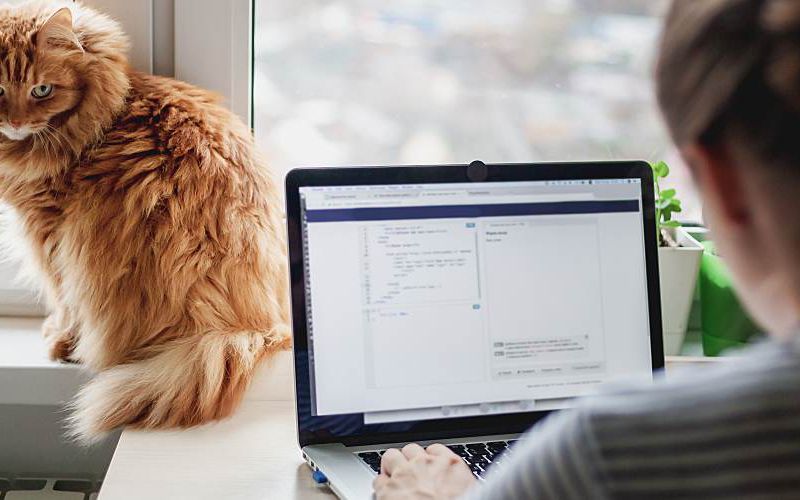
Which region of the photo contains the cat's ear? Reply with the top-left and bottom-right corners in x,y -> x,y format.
37,8 -> 83,53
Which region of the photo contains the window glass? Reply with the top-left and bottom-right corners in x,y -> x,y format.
253,0 -> 699,221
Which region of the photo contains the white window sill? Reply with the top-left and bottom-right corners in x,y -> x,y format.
0,290 -> 46,317
0,316 -> 294,407
0,317 -> 90,406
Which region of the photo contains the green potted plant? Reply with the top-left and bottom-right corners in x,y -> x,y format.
652,161 -> 704,356
687,232 -> 762,356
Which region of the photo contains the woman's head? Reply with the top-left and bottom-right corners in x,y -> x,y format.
657,0 -> 800,335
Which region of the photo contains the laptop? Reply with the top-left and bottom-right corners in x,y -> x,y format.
285,161 -> 664,499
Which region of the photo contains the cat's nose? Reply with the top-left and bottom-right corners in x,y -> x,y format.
8,120 -> 22,129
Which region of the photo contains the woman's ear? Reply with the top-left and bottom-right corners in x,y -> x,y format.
682,142 -> 750,227
37,7 -> 83,53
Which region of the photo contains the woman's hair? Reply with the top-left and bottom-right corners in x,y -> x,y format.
657,0 -> 800,169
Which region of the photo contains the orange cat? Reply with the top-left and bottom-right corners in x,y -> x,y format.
0,1 -> 290,442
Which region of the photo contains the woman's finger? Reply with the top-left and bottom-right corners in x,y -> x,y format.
381,448 -> 407,476
426,443 -> 457,457
372,473 -> 390,492
401,443 -> 427,460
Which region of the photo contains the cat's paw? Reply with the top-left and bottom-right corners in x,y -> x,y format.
42,315 -> 79,364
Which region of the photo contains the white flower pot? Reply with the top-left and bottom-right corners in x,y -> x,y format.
658,227 -> 704,356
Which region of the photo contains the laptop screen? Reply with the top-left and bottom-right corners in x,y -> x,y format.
297,178 -> 654,427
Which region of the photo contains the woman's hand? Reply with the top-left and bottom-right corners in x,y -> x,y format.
373,443 -> 478,500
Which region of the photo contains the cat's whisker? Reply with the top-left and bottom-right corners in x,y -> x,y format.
37,125 -> 70,161
43,131 -> 61,158
43,124 -> 66,146
31,131 -> 49,160
45,130 -> 60,161
34,128 -> 56,162
44,130 -> 62,163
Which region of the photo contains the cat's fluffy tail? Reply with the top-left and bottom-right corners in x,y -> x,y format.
67,329 -> 290,444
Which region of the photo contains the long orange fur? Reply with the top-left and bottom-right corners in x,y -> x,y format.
0,1 -> 290,443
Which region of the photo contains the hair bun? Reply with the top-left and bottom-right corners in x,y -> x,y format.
762,0 -> 800,110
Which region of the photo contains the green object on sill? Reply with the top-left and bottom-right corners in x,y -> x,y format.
698,241 -> 762,356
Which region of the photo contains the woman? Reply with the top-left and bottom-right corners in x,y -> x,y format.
373,0 -> 800,498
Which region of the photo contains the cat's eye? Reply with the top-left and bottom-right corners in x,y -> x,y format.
31,84 -> 53,99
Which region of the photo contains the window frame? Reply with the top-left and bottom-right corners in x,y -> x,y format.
174,0 -> 253,126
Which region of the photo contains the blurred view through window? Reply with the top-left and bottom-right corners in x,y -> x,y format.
253,0 -> 700,220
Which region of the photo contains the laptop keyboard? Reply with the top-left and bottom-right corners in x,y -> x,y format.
357,439 -> 518,480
